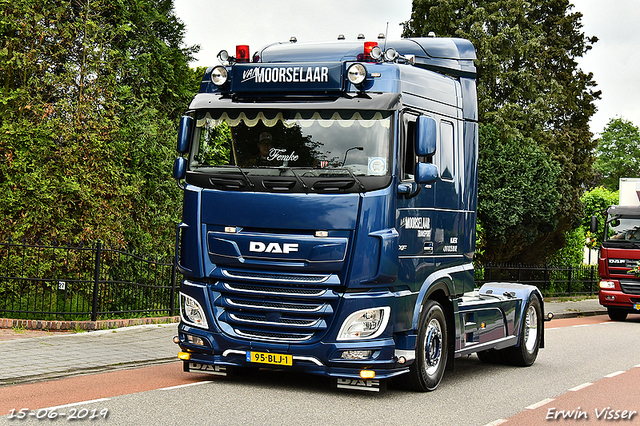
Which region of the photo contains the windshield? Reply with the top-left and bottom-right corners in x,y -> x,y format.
604,214 -> 640,247
189,109 -> 392,179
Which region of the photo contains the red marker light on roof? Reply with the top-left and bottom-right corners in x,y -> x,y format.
364,41 -> 378,60
236,45 -> 250,63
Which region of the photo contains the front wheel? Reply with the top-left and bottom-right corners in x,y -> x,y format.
398,300 -> 448,392
505,295 -> 542,366
608,307 -> 628,322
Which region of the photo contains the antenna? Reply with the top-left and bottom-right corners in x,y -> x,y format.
384,22 -> 389,50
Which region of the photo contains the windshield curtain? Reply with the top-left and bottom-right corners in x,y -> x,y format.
189,109 -> 392,177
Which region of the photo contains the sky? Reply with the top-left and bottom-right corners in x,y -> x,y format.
173,0 -> 640,136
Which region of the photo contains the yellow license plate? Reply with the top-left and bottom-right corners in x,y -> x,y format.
246,351 -> 292,366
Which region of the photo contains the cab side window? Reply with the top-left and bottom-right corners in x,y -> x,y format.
402,119 -> 416,181
440,121 -> 455,181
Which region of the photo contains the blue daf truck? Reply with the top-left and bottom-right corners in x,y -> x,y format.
172,36 -> 546,392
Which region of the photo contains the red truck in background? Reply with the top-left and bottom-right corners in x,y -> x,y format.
592,178 -> 640,321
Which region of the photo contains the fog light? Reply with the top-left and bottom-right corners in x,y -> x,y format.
173,336 -> 180,344
397,356 -> 406,364
178,352 -> 191,361
186,335 -> 205,346
360,370 -> 375,379
606,295 -> 615,300
341,350 -> 373,360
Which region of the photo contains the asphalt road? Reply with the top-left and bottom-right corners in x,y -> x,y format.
2,315 -> 639,426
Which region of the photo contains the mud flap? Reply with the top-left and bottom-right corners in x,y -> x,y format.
334,378 -> 386,393
185,362 -> 228,376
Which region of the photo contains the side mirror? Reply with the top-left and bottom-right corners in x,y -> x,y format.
590,215 -> 598,234
173,157 -> 187,181
177,116 -> 193,154
415,163 -> 438,184
416,116 -> 437,157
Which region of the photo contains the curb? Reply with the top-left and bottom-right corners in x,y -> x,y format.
549,310 -> 607,320
0,316 -> 180,332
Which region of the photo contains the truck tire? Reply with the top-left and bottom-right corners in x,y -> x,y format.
398,300 -> 448,392
607,308 -> 628,321
505,294 -> 542,366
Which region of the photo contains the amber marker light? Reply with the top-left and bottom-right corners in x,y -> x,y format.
360,370 -> 376,379
178,352 -> 191,361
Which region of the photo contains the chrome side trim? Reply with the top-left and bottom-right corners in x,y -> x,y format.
293,356 -> 324,366
394,349 -> 415,362
222,349 -> 247,357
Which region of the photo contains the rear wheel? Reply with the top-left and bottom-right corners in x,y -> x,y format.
608,307 -> 628,321
398,300 -> 448,392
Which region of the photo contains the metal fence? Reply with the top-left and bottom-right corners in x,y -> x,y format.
475,263 -> 598,297
0,238 -> 178,321
1,236 -> 599,322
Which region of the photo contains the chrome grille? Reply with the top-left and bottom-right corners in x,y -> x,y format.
211,277 -> 339,344
230,313 -> 319,327
222,269 -> 329,283
235,329 -> 313,342
227,298 -> 324,312
224,282 -> 326,296
619,279 -> 640,295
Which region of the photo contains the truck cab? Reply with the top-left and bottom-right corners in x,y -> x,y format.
592,178 -> 640,321
172,36 -> 544,392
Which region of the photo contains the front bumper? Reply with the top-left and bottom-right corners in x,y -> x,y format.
176,324 -> 411,380
599,289 -> 640,312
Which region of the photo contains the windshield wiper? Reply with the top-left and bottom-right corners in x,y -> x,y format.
333,167 -> 366,192
217,165 -> 255,188
280,167 -> 308,190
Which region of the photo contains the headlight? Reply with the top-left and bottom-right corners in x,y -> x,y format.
210,66 -> 228,86
180,293 -> 209,328
337,307 -> 390,340
347,63 -> 367,85
599,280 -> 615,289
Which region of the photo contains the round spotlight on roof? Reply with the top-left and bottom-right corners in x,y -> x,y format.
347,63 -> 367,85
370,45 -> 383,61
338,34 -> 345,40
217,50 -> 229,63
384,47 -> 399,62
210,66 -> 228,86
357,33 -> 365,40
290,36 -> 297,43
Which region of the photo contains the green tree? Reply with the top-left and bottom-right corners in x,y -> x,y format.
477,124 -> 561,262
593,118 -> 640,191
580,186 -> 618,247
403,0 -> 600,263
0,0 -> 200,255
